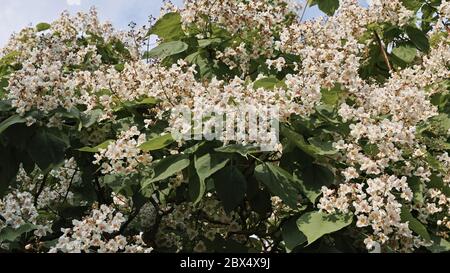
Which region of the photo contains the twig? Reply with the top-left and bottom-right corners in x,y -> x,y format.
63,169 -> 78,203
34,173 -> 48,206
93,177 -> 106,204
300,0 -> 311,22
118,206 -> 142,234
374,31 -> 393,73
144,197 -> 174,246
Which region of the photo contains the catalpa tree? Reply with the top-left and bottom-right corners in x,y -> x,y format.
0,0 -> 449,253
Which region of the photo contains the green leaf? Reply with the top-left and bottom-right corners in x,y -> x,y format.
253,77 -> 285,90
362,142 -> 380,157
400,0 -> 423,11
148,12 -> 184,41
80,109 -> 102,128
188,173 -> 205,204
254,163 -> 299,208
281,125 -> 337,157
198,38 -> 222,48
408,176 -> 424,204
36,22 -> 51,32
192,153 -> 230,204
194,153 -> 230,184
296,164 -> 334,203
405,26 -> 430,52
296,211 -> 352,245
146,41 -> 188,59
0,223 -> 37,242
312,0 -> 340,16
215,144 -> 260,157
213,166 -> 246,212
307,137 -> 337,155
103,174 -> 128,194
185,51 -> 211,78
321,86 -> 346,106
78,140 -> 114,153
142,154 -> 190,186
114,63 -> 125,72
392,45 -> 417,63
183,141 -> 207,154
282,217 -> 307,252
0,78 -> 8,98
139,134 -> 174,152
0,115 -> 26,135
400,206 -> 431,241
427,235 -> 450,253
0,100 -> 12,112
136,97 -> 159,105
28,129 -> 68,170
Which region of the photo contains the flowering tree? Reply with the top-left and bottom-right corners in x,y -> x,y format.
0,0 -> 449,253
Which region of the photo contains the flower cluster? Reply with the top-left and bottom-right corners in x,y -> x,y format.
180,0 -> 300,71
49,204 -> 153,253
0,191 -> 51,238
318,175 -> 424,252
93,126 -> 152,174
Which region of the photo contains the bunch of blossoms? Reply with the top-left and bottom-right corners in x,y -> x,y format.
3,9 -> 104,117
49,203 -> 152,253
87,57 -> 298,149
438,0 -> 450,18
437,152 -> 450,186
278,2 -> 369,86
15,158 -> 81,209
277,0 -> 426,95
317,175 -> 425,252
2,8 -> 147,124
0,191 -> 52,241
93,126 -> 152,175
417,187 -> 450,239
169,73 -> 303,150
367,0 -> 415,26
179,0 -> 300,74
2,6 -> 308,150
411,152 -> 450,239
62,58 -> 200,123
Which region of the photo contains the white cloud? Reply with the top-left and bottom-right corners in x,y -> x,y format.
67,0 -> 81,6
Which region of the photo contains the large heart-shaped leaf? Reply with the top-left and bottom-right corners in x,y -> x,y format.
213,166 -> 246,212
142,154 -> 190,187
282,217 -> 307,252
400,206 -> 431,241
191,153 -> 230,204
146,41 -> 188,59
139,134 -> 174,152
254,163 -> 299,208
0,115 -> 26,135
147,12 -> 184,41
295,163 -> 334,203
405,26 -> 430,52
297,211 -> 352,245
28,129 -> 69,171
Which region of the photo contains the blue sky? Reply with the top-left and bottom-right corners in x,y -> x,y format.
0,0 -> 368,47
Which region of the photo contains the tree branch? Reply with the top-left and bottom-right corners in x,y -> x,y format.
34,173 -> 48,206
374,31 -> 393,73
